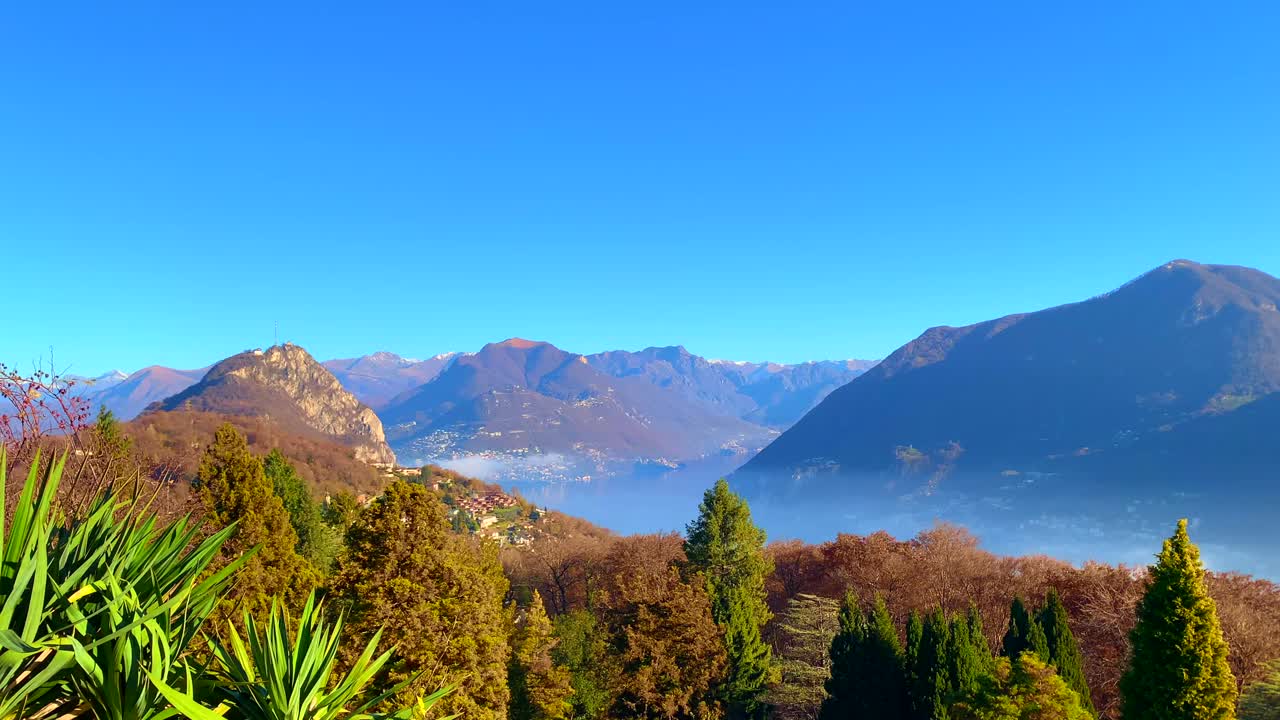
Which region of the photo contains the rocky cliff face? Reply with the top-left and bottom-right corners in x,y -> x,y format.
152,344 -> 395,465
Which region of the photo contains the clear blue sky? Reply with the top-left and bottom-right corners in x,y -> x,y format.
3,2 -> 1278,374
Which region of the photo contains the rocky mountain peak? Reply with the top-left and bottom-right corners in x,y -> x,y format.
153,343 -> 395,465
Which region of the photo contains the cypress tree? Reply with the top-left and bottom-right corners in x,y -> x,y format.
1000,597 -> 1048,662
820,592 -> 866,720
1035,588 -> 1094,715
965,604 -> 993,674
906,611 -> 924,719
1120,518 -> 1237,719
821,593 -> 908,720
946,614 -> 987,702
908,609 -> 952,720
684,479 -> 775,717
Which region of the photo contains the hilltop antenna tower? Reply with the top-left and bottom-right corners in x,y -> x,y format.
274,320 -> 278,347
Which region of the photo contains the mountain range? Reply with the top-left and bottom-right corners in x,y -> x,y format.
74,341 -> 873,482
735,260 -> 1280,572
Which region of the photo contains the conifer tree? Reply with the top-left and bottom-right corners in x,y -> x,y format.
684,479 -> 775,717
907,611 -> 925,718
821,593 -> 908,720
949,653 -> 1092,720
196,423 -> 318,623
908,609 -> 952,720
510,591 -> 574,720
820,592 -> 866,720
1000,597 -> 1048,662
1120,519 -> 1237,719
263,448 -> 341,574
332,480 -> 512,720
946,614 -> 987,702
1035,589 -> 1094,715
966,605 -> 990,666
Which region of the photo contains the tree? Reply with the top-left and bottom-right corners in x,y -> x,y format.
322,490 -> 363,533
605,565 -> 727,720
1034,589 -> 1094,715
949,653 -> 1091,720
948,612 -> 989,703
262,449 -> 341,574
510,591 -> 574,720
1241,660 -> 1280,720
767,594 -> 840,720
331,480 -> 511,720
1001,598 -> 1048,663
822,593 -> 909,720
910,609 -> 953,720
195,423 -> 317,623
684,479 -> 775,717
552,610 -> 615,720
1119,518 -> 1237,719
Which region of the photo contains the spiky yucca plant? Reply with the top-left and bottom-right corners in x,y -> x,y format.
0,449 -> 251,719
152,591 -> 443,720
0,451 -> 77,720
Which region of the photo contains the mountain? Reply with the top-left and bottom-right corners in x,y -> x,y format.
150,344 -> 396,465
735,260 -> 1280,571
323,351 -> 458,409
78,366 -> 206,420
378,339 -> 873,482
586,348 -> 875,428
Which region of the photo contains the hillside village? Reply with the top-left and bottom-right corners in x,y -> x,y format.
360,463 -> 545,546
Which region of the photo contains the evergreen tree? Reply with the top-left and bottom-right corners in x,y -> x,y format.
552,610 -> 615,720
684,479 -> 775,717
907,611 -> 925,718
966,605 -> 990,664
909,609 -> 952,720
510,591 -> 574,720
767,594 -> 841,720
263,448 -> 341,573
949,652 -> 1092,720
1120,518 -> 1237,719
331,480 -> 512,720
1035,589 -> 1094,715
946,614 -> 988,702
195,423 -> 318,623
820,592 -> 866,720
820,593 -> 908,720
1000,597 -> 1048,662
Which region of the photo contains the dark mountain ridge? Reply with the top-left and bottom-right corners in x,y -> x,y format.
744,260 -> 1280,478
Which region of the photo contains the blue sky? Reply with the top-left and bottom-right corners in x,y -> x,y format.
3,2 -> 1278,374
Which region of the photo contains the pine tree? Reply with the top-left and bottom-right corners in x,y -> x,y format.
552,610 -> 615,720
1000,597 -> 1048,662
196,423 -> 318,623
331,480 -> 512,720
1120,518 -> 1237,719
908,609 -> 952,720
1035,589 -> 1094,715
510,591 -> 574,720
684,479 -> 775,717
